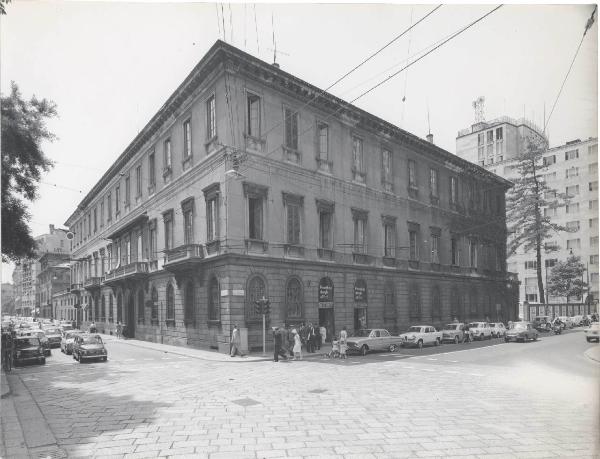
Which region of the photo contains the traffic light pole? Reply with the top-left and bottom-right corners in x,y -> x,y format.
262,313 -> 266,356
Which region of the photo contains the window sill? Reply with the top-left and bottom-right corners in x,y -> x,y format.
162,167 -> 172,179
207,320 -> 221,327
408,186 -> 419,199
382,256 -> 397,267
206,239 -> 220,255
205,135 -> 219,154
408,260 -> 420,270
182,156 -> 193,171
283,145 -> 301,164
284,243 -> 304,258
244,133 -> 266,152
245,239 -> 268,253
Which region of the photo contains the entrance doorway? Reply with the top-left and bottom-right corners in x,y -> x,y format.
354,308 -> 367,332
318,308 -> 334,343
127,294 -> 135,338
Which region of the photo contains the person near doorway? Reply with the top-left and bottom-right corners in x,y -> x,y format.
319,324 -> 327,347
339,326 -> 348,360
116,321 -> 122,339
230,324 -> 244,357
306,323 -> 315,353
273,326 -> 287,362
292,329 -> 302,360
315,325 -> 322,350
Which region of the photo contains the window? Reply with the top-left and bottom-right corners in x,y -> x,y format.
352,136 -> 365,183
137,289 -> 145,324
108,294 -> 113,322
100,295 -> 106,321
124,175 -> 130,207
151,287 -> 158,321
450,176 -> 458,206
383,282 -> 396,321
100,202 -> 104,228
469,289 -> 478,315
545,190 -> 556,199
469,238 -> 477,268
183,203 -> 194,245
591,200 -> 599,210
208,276 -> 220,321
163,210 -> 174,251
247,94 -> 261,137
590,255 -> 599,265
148,151 -> 155,190
93,207 -> 97,233
495,127 -> 503,157
566,203 -> 579,214
409,229 -> 419,261
526,294 -> 538,303
589,144 -> 598,156
477,133 -> 484,159
353,210 -> 367,253
116,293 -> 123,323
285,278 -> 303,319
566,239 -> 581,250
545,258 -> 557,268
566,185 -> 579,196
184,281 -> 194,323
590,218 -> 598,229
591,236 -> 599,247
565,149 -> 579,160
206,95 -> 216,139
166,283 -> 175,321
431,285 -> 441,320
566,167 -> 579,178
383,217 -> 396,258
206,196 -> 218,242
107,193 -> 112,222
566,221 -> 580,231
409,283 -> 421,319
183,119 -> 192,158
247,196 -> 262,239
148,220 -> 157,260
430,231 -> 440,264
317,122 -> 328,161
246,275 -> 266,321
543,155 -> 556,166
88,213 -> 92,237
408,159 -> 417,189
284,194 -> 302,245
135,165 -> 142,198
487,130 -> 493,143
381,149 -> 392,191
164,138 -> 172,170
544,241 -> 558,251
451,236 -> 460,266
429,168 -> 439,199
590,181 -> 598,192
524,260 -> 537,270
589,163 -> 598,175
284,108 -> 298,150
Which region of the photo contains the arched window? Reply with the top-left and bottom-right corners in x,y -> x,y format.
208,276 -> 220,321
431,285 -> 441,320
166,283 -> 175,321
383,282 -> 396,320
184,281 -> 194,323
409,283 -> 421,319
108,294 -> 114,322
137,289 -> 145,323
450,288 -> 460,320
117,293 -> 123,323
151,287 -> 158,322
101,294 -> 106,322
469,289 -> 478,316
285,277 -> 303,319
246,276 -> 266,321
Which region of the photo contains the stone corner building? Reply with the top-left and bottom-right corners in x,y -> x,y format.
66,40 -> 518,351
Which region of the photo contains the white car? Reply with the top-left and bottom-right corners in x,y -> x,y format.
60,330 -> 82,355
489,322 -> 506,338
399,325 -> 443,349
557,316 -> 573,329
468,322 -> 493,340
585,322 -> 600,343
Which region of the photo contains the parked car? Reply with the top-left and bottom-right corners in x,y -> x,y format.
468,322 -> 493,340
13,336 -> 46,366
441,323 -> 472,344
584,322 -> 600,343
532,316 -> 552,332
34,330 -> 51,356
60,323 -> 74,334
557,316 -> 573,329
72,334 -> 108,362
41,327 -> 62,348
489,322 -> 507,338
571,315 -> 584,327
60,330 -> 82,355
505,321 -> 538,343
399,325 -> 443,349
346,329 -> 404,355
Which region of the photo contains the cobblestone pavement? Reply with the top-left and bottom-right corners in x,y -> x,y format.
1,333 -> 598,459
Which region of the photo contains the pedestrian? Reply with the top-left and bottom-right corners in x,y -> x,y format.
273,326 -> 287,362
299,322 -> 307,350
319,324 -> 327,348
339,326 -> 348,359
89,321 -> 97,334
306,323 -> 315,353
116,321 -> 122,339
315,325 -> 322,350
292,329 -> 302,360
230,324 -> 244,357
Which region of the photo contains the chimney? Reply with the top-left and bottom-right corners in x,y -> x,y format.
272,62 -> 280,69
426,133 -> 434,144
49,224 -> 55,233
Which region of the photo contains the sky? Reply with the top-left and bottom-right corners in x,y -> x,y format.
1,1 -> 598,283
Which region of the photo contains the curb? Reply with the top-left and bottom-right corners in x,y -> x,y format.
584,345 -> 600,363
1,370 -> 10,399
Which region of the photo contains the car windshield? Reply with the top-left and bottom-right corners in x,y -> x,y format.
509,322 -> 527,330
66,332 -> 80,339
468,323 -> 480,328
590,324 -> 600,330
407,326 -> 422,333
44,328 -> 60,334
353,329 -> 372,337
16,338 -> 40,348
81,336 -> 103,345
444,324 -> 458,330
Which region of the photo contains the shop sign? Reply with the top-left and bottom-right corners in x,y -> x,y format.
318,277 -> 334,303
354,279 -> 367,302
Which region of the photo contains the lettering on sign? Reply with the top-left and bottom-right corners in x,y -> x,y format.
220,289 -> 229,297
318,277 -> 334,303
232,289 -> 245,296
354,279 -> 367,302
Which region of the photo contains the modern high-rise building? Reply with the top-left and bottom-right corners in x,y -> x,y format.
456,118 -> 598,318
65,41 -> 517,351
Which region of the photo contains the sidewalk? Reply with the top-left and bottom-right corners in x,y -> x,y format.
99,333 -> 333,362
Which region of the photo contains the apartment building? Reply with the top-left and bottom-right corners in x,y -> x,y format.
66,41 -> 517,351
457,119 -> 598,316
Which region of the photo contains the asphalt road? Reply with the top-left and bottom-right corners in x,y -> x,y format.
2,327 -> 598,458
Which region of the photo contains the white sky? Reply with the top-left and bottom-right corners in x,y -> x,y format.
1,1 -> 598,283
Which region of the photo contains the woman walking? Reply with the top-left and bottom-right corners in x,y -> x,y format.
292,329 -> 302,360
339,326 -> 348,360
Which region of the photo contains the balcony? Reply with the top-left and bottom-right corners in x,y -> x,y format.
352,252 -> 374,265
70,283 -> 83,294
163,244 -> 205,274
103,262 -> 149,287
83,277 -> 102,291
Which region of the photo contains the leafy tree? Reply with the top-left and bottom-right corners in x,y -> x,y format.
547,255 -> 587,303
0,1 -> 11,15
2,82 -> 56,262
506,136 -> 571,304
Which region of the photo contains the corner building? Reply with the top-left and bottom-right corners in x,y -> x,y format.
65,41 -> 517,351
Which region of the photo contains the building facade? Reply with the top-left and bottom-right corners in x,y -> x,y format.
456,119 -> 598,314
1,283 -> 15,316
37,253 -> 71,319
66,41 -> 517,351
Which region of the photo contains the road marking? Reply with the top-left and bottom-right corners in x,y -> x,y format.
427,358 -> 438,361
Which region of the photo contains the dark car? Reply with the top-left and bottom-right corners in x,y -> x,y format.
34,331 -> 52,356
72,334 -> 107,362
42,327 -> 62,348
13,336 -> 46,366
505,321 -> 539,343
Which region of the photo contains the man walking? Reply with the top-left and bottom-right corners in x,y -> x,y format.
273,326 -> 287,362
230,324 -> 244,357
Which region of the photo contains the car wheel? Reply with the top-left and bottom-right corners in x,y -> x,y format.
103,356 -> 107,362
587,338 -> 591,342
524,334 -> 528,342
480,334 -> 484,341
454,336 -> 459,344
417,340 -> 423,349
389,344 -> 397,352
41,358 -> 46,365
533,334 -> 538,341
504,336 -> 509,343
361,345 -> 368,356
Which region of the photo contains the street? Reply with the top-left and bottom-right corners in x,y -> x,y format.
1,329 -> 599,459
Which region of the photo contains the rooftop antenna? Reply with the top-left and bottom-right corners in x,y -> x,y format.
427,101 -> 431,135
472,96 -> 485,124
271,12 -> 278,67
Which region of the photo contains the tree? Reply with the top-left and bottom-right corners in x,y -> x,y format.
547,255 -> 587,303
506,136 -> 571,304
1,82 -> 56,262
0,1 -> 12,15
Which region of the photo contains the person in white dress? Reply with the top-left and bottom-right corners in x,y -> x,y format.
292,329 -> 302,360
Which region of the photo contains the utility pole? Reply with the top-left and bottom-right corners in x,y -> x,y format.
254,296 -> 271,356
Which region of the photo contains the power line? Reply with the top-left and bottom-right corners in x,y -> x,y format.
253,4 -> 260,55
